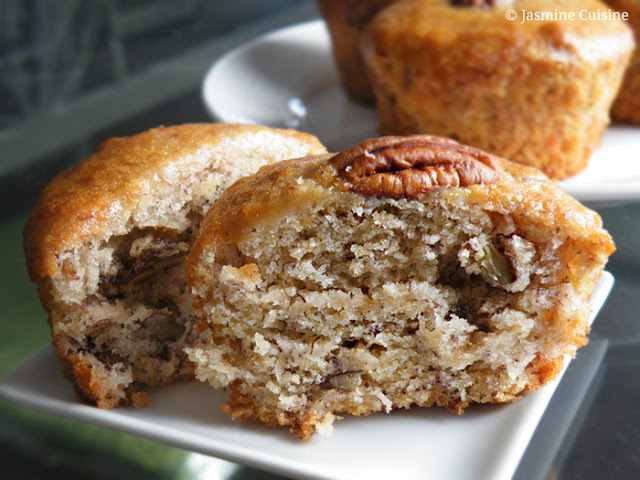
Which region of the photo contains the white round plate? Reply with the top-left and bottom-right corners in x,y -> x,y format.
203,20 -> 640,204
202,21 -> 378,152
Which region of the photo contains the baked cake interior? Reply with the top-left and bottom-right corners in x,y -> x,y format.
189,189 -> 592,438
48,159 -> 265,407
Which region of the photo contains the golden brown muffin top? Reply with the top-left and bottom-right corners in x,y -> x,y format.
367,0 -> 634,62
24,123 -> 326,280
189,135 -> 615,277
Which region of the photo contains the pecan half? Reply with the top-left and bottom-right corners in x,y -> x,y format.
329,135 -> 501,197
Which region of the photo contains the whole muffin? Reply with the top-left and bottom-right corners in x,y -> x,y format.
186,135 -> 614,440
360,0 -> 634,179
23,123 -> 326,408
317,0 -> 399,104
603,0 -> 640,124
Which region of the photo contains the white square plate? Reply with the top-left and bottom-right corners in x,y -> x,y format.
0,272 -> 614,480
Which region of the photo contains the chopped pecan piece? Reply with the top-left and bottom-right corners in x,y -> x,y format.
329,135 -> 501,197
321,370 -> 363,391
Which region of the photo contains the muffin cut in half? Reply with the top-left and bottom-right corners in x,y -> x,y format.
186,135 -> 614,440
23,123 -> 326,408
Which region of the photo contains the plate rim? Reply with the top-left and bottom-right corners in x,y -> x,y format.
202,19 -> 329,125
202,19 -> 640,204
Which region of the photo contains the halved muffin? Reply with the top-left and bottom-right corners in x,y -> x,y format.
23,123 -> 326,408
186,135 -> 614,439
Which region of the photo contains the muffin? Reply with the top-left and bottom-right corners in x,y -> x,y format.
23,123 -> 326,408
360,0 -> 635,179
603,0 -> 640,124
316,0 -> 398,103
186,135 -> 614,440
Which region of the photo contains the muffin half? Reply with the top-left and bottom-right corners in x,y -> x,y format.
186,135 -> 614,439
23,123 -> 326,408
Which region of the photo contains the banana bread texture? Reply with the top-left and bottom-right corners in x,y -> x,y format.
186,135 -> 614,439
